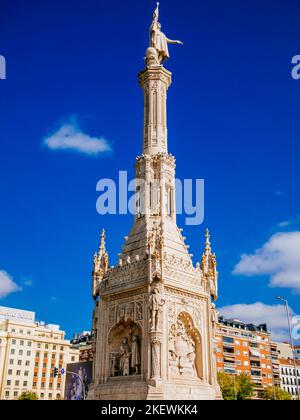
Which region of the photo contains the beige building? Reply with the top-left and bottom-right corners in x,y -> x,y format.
275,342 -> 293,360
89,4 -> 221,401
0,306 -> 79,400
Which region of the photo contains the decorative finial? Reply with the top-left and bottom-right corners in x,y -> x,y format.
205,229 -> 211,254
100,228 -> 106,252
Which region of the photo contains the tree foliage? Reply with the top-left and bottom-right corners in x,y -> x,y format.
17,391 -> 38,400
262,386 -> 292,400
217,372 -> 254,400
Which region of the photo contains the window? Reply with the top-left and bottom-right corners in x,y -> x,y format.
71,356 -> 75,362
8,369 -> 12,375
16,370 -> 21,376
244,361 -> 249,366
17,360 -> 22,366
40,393 -> 44,399
15,380 -> 19,386
223,337 -> 234,344
56,393 -> 61,399
53,345 -> 56,350
25,361 -> 30,366
243,342 -> 247,347
24,371 -> 29,377
14,391 -> 18,397
19,330 -> 24,334
235,340 -> 240,345
60,346 -> 63,351
20,340 -> 24,346
45,344 -> 49,349
12,339 -> 16,345
9,359 -> 14,365
49,393 -> 52,400
10,349 -> 15,355
33,383 -> 37,389
27,351 -> 31,357
236,350 -> 240,355
6,380 -> 11,386
28,341 -> 32,347
23,381 -> 28,387
5,391 -> 9,398
19,350 -> 23,356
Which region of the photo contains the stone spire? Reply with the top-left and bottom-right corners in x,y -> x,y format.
201,228 -> 218,301
92,229 -> 109,299
205,228 -> 212,255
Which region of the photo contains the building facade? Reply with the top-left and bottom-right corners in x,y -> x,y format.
0,306 -> 79,400
89,5 -> 221,401
294,346 -> 300,359
275,342 -> 293,359
216,317 -> 276,396
70,332 -> 93,362
279,358 -> 300,399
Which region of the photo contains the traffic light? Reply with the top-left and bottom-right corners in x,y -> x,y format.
53,367 -> 59,378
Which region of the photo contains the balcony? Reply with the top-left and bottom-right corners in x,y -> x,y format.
223,351 -> 235,358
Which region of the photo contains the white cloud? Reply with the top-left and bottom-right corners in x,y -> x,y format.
0,270 -> 22,299
233,231 -> 300,293
44,121 -> 112,157
218,302 -> 293,342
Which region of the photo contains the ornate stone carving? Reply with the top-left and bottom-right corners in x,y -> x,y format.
150,288 -> 165,331
108,321 -> 141,378
150,333 -> 162,380
168,313 -> 203,380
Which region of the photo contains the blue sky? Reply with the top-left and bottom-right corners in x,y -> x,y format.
1,0 -> 300,341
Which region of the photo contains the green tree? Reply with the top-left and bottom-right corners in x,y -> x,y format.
17,391 -> 38,400
262,386 -> 292,400
217,372 -> 236,400
218,372 -> 254,400
236,373 -> 254,400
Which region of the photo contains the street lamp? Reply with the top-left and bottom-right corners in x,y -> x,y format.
277,296 -> 300,400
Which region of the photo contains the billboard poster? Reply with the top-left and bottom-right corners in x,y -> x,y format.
64,361 -> 93,400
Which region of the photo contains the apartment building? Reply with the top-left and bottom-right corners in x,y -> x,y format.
0,306 -> 79,400
279,358 -> 300,399
216,317 -> 276,396
294,346 -> 300,360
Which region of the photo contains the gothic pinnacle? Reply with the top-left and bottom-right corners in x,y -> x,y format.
205,228 -> 211,255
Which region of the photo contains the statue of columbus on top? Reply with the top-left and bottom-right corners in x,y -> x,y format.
146,2 -> 183,66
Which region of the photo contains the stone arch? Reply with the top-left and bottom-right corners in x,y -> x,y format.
108,319 -> 142,377
168,311 -> 203,380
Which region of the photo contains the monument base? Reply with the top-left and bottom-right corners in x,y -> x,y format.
88,378 -> 222,400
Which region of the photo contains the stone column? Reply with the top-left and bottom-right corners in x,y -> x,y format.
139,66 -> 172,155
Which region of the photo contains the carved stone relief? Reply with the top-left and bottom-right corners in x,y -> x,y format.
168,312 -> 203,380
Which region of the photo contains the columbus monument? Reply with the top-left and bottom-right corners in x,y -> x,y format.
88,4 -> 221,400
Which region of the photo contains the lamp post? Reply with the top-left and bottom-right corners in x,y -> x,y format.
277,296 -> 300,400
